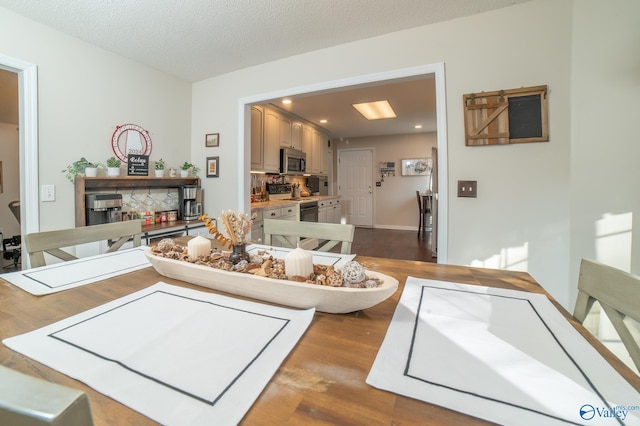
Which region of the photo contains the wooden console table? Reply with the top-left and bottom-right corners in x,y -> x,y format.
74,176 -> 201,227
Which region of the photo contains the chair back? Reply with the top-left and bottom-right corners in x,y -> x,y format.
263,219 -> 355,254
8,200 -> 20,224
416,190 -> 424,213
25,220 -> 142,267
0,365 -> 93,425
573,258 -> 640,370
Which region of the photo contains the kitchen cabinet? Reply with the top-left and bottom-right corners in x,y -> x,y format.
318,198 -> 341,224
250,209 -> 264,243
250,106 -> 264,171
263,108 -> 281,173
279,114 -> 292,148
259,204 -> 298,246
313,129 -> 328,175
290,121 -> 303,150
303,125 -> 328,175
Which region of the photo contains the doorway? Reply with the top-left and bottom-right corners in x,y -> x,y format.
0,54 -> 39,270
337,148 -> 374,227
240,63 -> 449,263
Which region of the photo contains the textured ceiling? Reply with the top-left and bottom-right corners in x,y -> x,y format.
0,0 -> 529,82
0,0 -> 530,136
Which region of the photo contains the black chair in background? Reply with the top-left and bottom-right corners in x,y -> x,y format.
2,201 -> 21,269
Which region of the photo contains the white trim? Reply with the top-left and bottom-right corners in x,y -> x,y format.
0,54 -> 39,268
239,63 -> 448,263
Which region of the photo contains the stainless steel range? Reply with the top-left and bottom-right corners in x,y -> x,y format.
267,183 -> 319,222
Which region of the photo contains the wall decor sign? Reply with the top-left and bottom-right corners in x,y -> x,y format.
127,154 -> 149,176
205,133 -> 219,147
111,124 -> 153,163
401,158 -> 431,176
206,156 -> 219,177
463,85 -> 548,146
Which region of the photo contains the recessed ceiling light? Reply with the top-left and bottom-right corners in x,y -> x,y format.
415,125 -> 423,129
282,99 -> 292,104
320,119 -> 328,124
352,100 -> 396,120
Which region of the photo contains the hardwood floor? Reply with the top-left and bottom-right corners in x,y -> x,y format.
348,227 -> 436,262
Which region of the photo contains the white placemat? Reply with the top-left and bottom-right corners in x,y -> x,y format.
367,277 -> 640,425
2,247 -> 150,295
247,243 -> 355,267
4,282 -> 314,425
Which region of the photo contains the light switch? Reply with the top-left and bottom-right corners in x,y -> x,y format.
457,180 -> 477,198
41,184 -> 55,202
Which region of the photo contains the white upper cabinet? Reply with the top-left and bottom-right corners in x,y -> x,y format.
279,114 -> 292,148
263,108 -> 281,173
250,106 -> 264,171
291,121 -> 303,151
251,105 -> 328,174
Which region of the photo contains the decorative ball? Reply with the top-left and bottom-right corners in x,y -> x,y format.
341,261 -> 366,284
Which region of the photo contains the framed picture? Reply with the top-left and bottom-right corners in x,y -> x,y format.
205,133 -> 219,147
206,156 -> 219,177
401,158 -> 432,176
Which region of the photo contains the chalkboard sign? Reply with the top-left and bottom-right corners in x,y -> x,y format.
127,154 -> 149,176
509,94 -> 543,140
463,85 -> 548,146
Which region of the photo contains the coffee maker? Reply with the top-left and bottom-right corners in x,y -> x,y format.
85,194 -> 123,225
179,185 -> 203,221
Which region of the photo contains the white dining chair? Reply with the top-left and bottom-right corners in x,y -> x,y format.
573,258 -> 640,371
263,219 -> 355,254
24,220 -> 142,268
0,365 -> 94,425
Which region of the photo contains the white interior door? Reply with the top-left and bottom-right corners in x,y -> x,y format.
338,149 -> 373,227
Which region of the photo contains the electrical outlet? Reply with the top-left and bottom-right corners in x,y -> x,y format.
41,184 -> 55,202
457,180 -> 477,198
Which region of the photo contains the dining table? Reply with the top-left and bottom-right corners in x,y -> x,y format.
1,249 -> 639,425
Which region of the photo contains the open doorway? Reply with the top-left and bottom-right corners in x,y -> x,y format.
0,69 -> 20,270
0,54 -> 39,270
240,63 -> 448,263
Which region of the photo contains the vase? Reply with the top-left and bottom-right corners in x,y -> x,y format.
229,244 -> 250,264
85,167 -> 98,177
155,169 -> 164,177
107,167 -> 120,177
180,169 -> 189,177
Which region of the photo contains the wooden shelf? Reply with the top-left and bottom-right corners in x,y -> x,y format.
74,176 -> 201,226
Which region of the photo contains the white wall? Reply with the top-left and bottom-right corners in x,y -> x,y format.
0,6 -> 192,231
334,133 -> 437,229
569,0 -> 640,300
192,0 -> 575,306
0,122 -> 19,238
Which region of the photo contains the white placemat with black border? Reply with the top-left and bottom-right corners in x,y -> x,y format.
366,277 -> 640,425
3,282 -> 315,425
247,243 -> 355,267
2,246 -> 150,295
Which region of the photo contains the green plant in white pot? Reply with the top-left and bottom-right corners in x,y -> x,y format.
180,162 -> 200,177
106,156 -> 122,177
62,157 -> 102,182
155,158 -> 166,177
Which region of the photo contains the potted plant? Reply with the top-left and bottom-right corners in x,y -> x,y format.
155,158 -> 166,177
180,162 -> 200,177
106,156 -> 122,177
62,157 -> 102,182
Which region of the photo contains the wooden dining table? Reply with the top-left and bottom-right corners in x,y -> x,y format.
1,254 -> 639,425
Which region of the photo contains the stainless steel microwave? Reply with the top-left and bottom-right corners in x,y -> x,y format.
280,148 -> 306,174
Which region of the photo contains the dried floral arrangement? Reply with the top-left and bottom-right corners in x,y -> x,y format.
199,210 -> 257,247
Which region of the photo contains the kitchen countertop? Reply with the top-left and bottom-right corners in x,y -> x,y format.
250,195 -> 340,211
